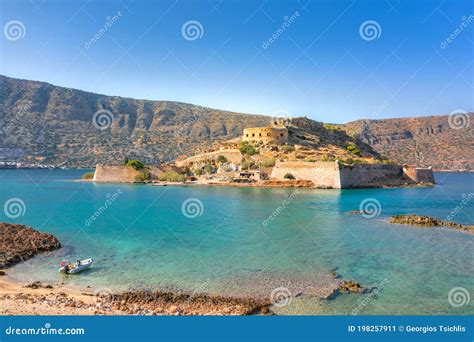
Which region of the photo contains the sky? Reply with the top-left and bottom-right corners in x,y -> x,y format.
0,0 -> 473,123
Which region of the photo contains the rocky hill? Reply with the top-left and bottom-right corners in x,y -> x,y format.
0,75 -> 272,167
0,75 -> 471,170
343,114 -> 473,171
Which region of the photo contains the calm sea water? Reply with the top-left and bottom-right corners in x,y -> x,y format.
1,169 -> 473,315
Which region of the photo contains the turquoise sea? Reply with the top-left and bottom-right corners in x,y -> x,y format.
1,169 -> 473,315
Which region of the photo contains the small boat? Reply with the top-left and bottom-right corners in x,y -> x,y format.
59,259 -> 93,274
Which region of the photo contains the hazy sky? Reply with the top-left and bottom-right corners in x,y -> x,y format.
1,0 -> 473,123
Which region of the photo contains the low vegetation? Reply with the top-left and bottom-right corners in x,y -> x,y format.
159,171 -> 187,182
323,123 -> 340,132
217,155 -> 228,163
82,172 -> 94,180
260,157 -> 276,168
125,159 -> 145,170
134,170 -> 151,182
239,141 -> 258,156
280,145 -> 295,153
345,143 -> 361,156
283,173 -> 295,180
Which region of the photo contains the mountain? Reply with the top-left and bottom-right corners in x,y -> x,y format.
343,114 -> 473,171
0,75 -> 270,167
0,75 -> 472,170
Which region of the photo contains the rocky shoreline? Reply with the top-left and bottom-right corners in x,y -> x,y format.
0,222 -> 371,315
0,222 -> 61,268
390,214 -> 473,234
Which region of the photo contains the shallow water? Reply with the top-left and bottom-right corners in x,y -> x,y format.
1,169 -> 473,315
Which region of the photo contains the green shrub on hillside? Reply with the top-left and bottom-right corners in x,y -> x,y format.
217,155 -> 228,163
194,168 -> 203,176
125,159 -> 145,170
204,163 -> 213,174
324,124 -> 340,132
322,155 -> 336,162
280,145 -> 295,153
134,171 -> 151,182
159,171 -> 187,182
260,157 -> 276,168
239,141 -> 258,156
284,173 -> 295,179
82,172 -> 94,180
241,160 -> 255,170
346,143 -> 361,156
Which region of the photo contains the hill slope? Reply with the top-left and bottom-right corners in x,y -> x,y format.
0,75 -> 270,167
343,115 -> 473,171
0,75 -> 471,170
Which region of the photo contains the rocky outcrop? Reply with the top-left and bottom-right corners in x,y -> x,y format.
107,290 -> 272,316
0,222 -> 61,268
390,215 -> 473,234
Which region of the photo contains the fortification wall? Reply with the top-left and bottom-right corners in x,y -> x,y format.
403,167 -> 435,183
242,127 -> 288,144
175,149 -> 242,167
339,164 -> 404,188
93,165 -> 142,182
270,160 -> 341,188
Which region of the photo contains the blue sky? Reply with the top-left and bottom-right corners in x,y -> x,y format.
0,0 -> 473,123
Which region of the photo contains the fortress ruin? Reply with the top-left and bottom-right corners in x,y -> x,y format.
242,126 -> 288,144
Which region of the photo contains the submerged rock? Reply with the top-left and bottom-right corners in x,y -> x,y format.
390,215 -> 473,234
0,222 -> 61,268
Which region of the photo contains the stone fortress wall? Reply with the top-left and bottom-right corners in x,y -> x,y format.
271,160 -> 435,188
242,127 -> 288,144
